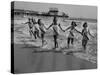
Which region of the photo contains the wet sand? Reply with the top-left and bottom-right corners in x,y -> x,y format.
14,44 -> 97,74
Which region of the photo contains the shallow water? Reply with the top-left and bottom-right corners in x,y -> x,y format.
13,15 -> 97,73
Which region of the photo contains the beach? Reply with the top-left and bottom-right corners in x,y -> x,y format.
13,15 -> 97,73
14,44 -> 97,74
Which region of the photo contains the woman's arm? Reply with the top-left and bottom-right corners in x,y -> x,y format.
43,23 -> 48,30
58,24 -> 65,32
88,29 -> 94,38
74,28 -> 82,35
65,26 -> 71,31
21,22 -> 28,24
47,23 -> 53,30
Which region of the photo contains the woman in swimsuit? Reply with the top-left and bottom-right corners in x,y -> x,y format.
59,21 -> 81,48
37,19 -> 47,47
23,18 -> 34,38
31,18 -> 40,39
81,22 -> 94,51
47,16 -> 64,49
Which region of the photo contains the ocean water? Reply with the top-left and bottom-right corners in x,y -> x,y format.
13,15 -> 97,64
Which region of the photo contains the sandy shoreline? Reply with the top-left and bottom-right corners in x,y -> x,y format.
14,44 -> 97,74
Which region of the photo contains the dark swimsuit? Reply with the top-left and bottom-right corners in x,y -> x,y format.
82,29 -> 89,46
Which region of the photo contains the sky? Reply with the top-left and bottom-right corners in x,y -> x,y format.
14,1 -> 97,19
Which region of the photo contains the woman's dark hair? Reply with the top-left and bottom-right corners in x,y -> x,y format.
83,22 -> 87,28
31,18 -> 34,22
71,21 -> 77,27
37,19 -> 41,25
28,18 -> 31,21
31,18 -> 36,23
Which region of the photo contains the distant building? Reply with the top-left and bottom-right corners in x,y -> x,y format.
62,12 -> 68,17
13,9 -> 39,16
14,9 -> 25,15
41,12 -> 49,16
48,8 -> 59,16
12,8 -> 69,18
